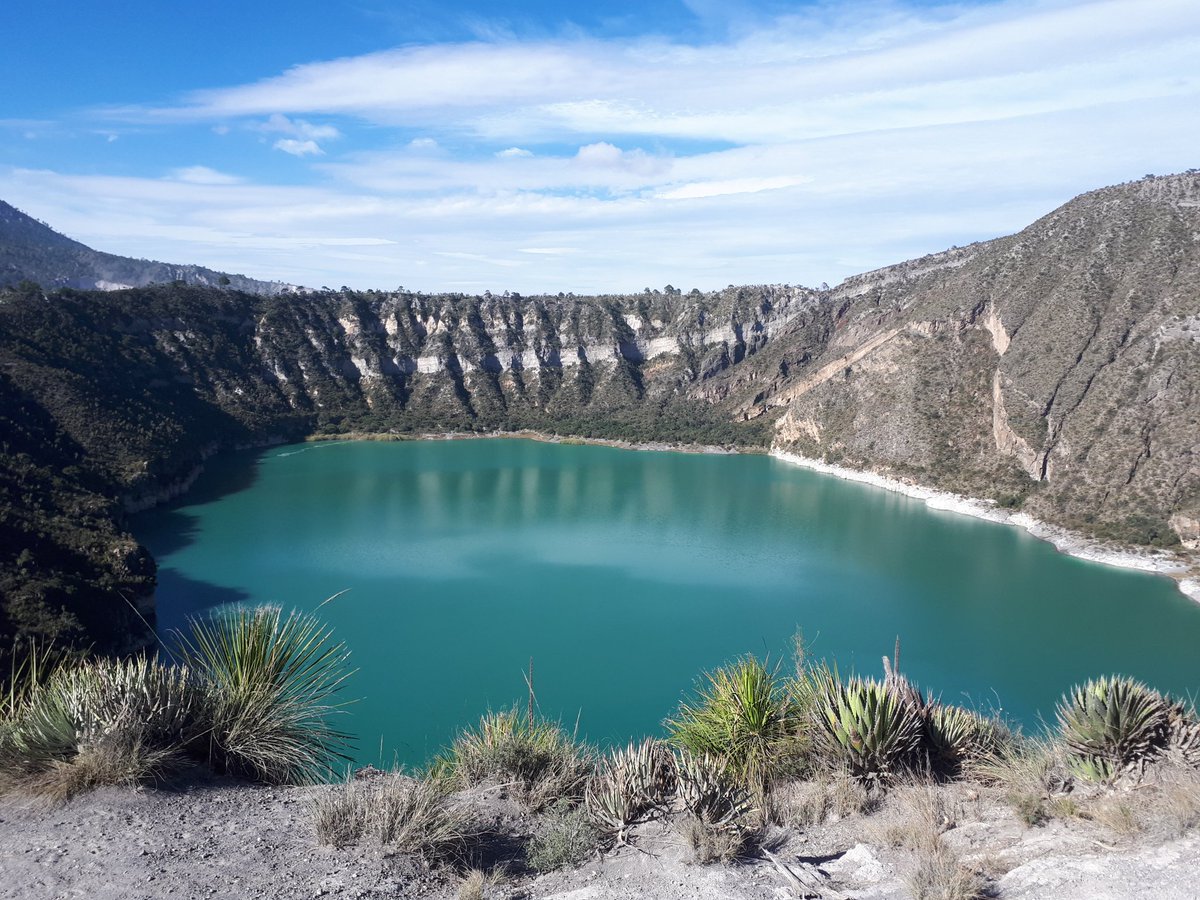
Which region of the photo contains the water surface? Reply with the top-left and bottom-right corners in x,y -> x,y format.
134,439 -> 1200,767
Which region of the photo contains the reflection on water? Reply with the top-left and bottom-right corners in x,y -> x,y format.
133,439 -> 1200,767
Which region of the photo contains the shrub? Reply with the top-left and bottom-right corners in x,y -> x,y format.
444,707 -> 593,810
1056,676 -> 1170,783
810,671 -> 921,782
526,800 -> 597,871
666,656 -> 804,797
177,606 -> 353,784
0,656 -> 205,799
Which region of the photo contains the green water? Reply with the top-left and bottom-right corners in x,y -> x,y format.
133,439 -> 1200,767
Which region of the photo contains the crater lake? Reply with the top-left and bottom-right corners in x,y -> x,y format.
132,438 -> 1200,767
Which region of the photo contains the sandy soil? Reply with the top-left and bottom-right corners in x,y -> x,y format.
4,774 -> 1199,900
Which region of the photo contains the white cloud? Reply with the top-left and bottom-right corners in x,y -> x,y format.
169,166 -> 243,185
258,113 -> 341,141
29,0 -> 1200,293
274,138 -> 324,157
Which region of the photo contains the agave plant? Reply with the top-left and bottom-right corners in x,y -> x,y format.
666,656 -> 803,797
1166,701 -> 1200,768
923,704 -> 1004,778
1056,676 -> 1170,783
675,750 -> 755,830
177,605 -> 353,784
585,738 -> 674,844
811,671 -> 922,781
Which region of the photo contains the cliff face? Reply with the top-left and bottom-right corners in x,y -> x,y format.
722,175 -> 1200,548
1,173 -> 1198,660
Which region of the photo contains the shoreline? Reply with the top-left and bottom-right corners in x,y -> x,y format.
769,449 -> 1200,603
304,428 -> 756,456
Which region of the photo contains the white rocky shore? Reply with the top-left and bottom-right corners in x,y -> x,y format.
770,450 -> 1200,604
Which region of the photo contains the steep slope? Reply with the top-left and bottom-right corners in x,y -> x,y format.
1,173 -> 1198,663
721,174 -> 1200,549
0,200 -> 297,294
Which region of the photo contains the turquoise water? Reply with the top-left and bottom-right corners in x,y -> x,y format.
133,439 -> 1200,767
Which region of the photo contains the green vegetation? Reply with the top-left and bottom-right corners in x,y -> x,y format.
1056,675 -> 1172,783
176,605 -> 353,784
810,670 -> 923,781
438,707 -> 594,811
667,655 -> 805,798
0,605 -> 351,799
585,738 -> 674,845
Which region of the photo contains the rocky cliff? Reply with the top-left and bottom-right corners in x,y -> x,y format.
729,174 -> 1200,549
1,172 -> 1198,660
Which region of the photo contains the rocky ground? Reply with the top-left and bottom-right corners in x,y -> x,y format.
3,771 -> 1199,900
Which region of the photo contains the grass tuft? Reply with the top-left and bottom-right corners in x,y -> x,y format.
314,772 -> 470,862
442,707 -> 593,810
527,800 -> 598,871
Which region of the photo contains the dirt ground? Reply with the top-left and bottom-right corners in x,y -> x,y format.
2,773 -> 1199,900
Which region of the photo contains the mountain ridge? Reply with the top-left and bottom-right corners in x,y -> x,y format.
0,200 -> 300,295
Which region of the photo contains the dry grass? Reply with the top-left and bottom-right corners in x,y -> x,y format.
871,783 -> 963,852
457,867 -> 501,900
678,813 -> 756,864
1086,798 -> 1141,837
906,843 -> 986,900
767,769 -> 875,827
313,772 -> 471,862
1154,766 -> 1200,835
25,738 -> 182,804
969,740 -> 1067,826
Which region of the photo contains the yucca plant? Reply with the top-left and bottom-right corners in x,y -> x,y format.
666,656 -> 804,798
811,671 -> 922,781
585,738 -> 674,845
176,605 -> 353,784
923,704 -> 1004,778
1056,676 -> 1170,783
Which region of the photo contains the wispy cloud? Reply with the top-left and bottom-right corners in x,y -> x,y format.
273,138 -> 324,156
12,0 -> 1200,292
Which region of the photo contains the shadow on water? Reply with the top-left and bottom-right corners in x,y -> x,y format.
151,567 -> 255,659
131,447 -> 270,558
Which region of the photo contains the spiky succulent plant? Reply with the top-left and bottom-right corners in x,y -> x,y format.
1056,676 -> 1170,783
811,673 -> 922,781
923,703 -> 1004,777
585,738 -> 674,844
675,751 -> 755,830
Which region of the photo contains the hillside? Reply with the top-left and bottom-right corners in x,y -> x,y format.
0,200 -> 298,294
0,173 -> 1197,661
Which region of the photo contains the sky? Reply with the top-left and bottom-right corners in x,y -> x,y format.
1,0 -> 1197,293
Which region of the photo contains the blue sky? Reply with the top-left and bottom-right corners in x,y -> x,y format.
1,0 -> 1197,292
